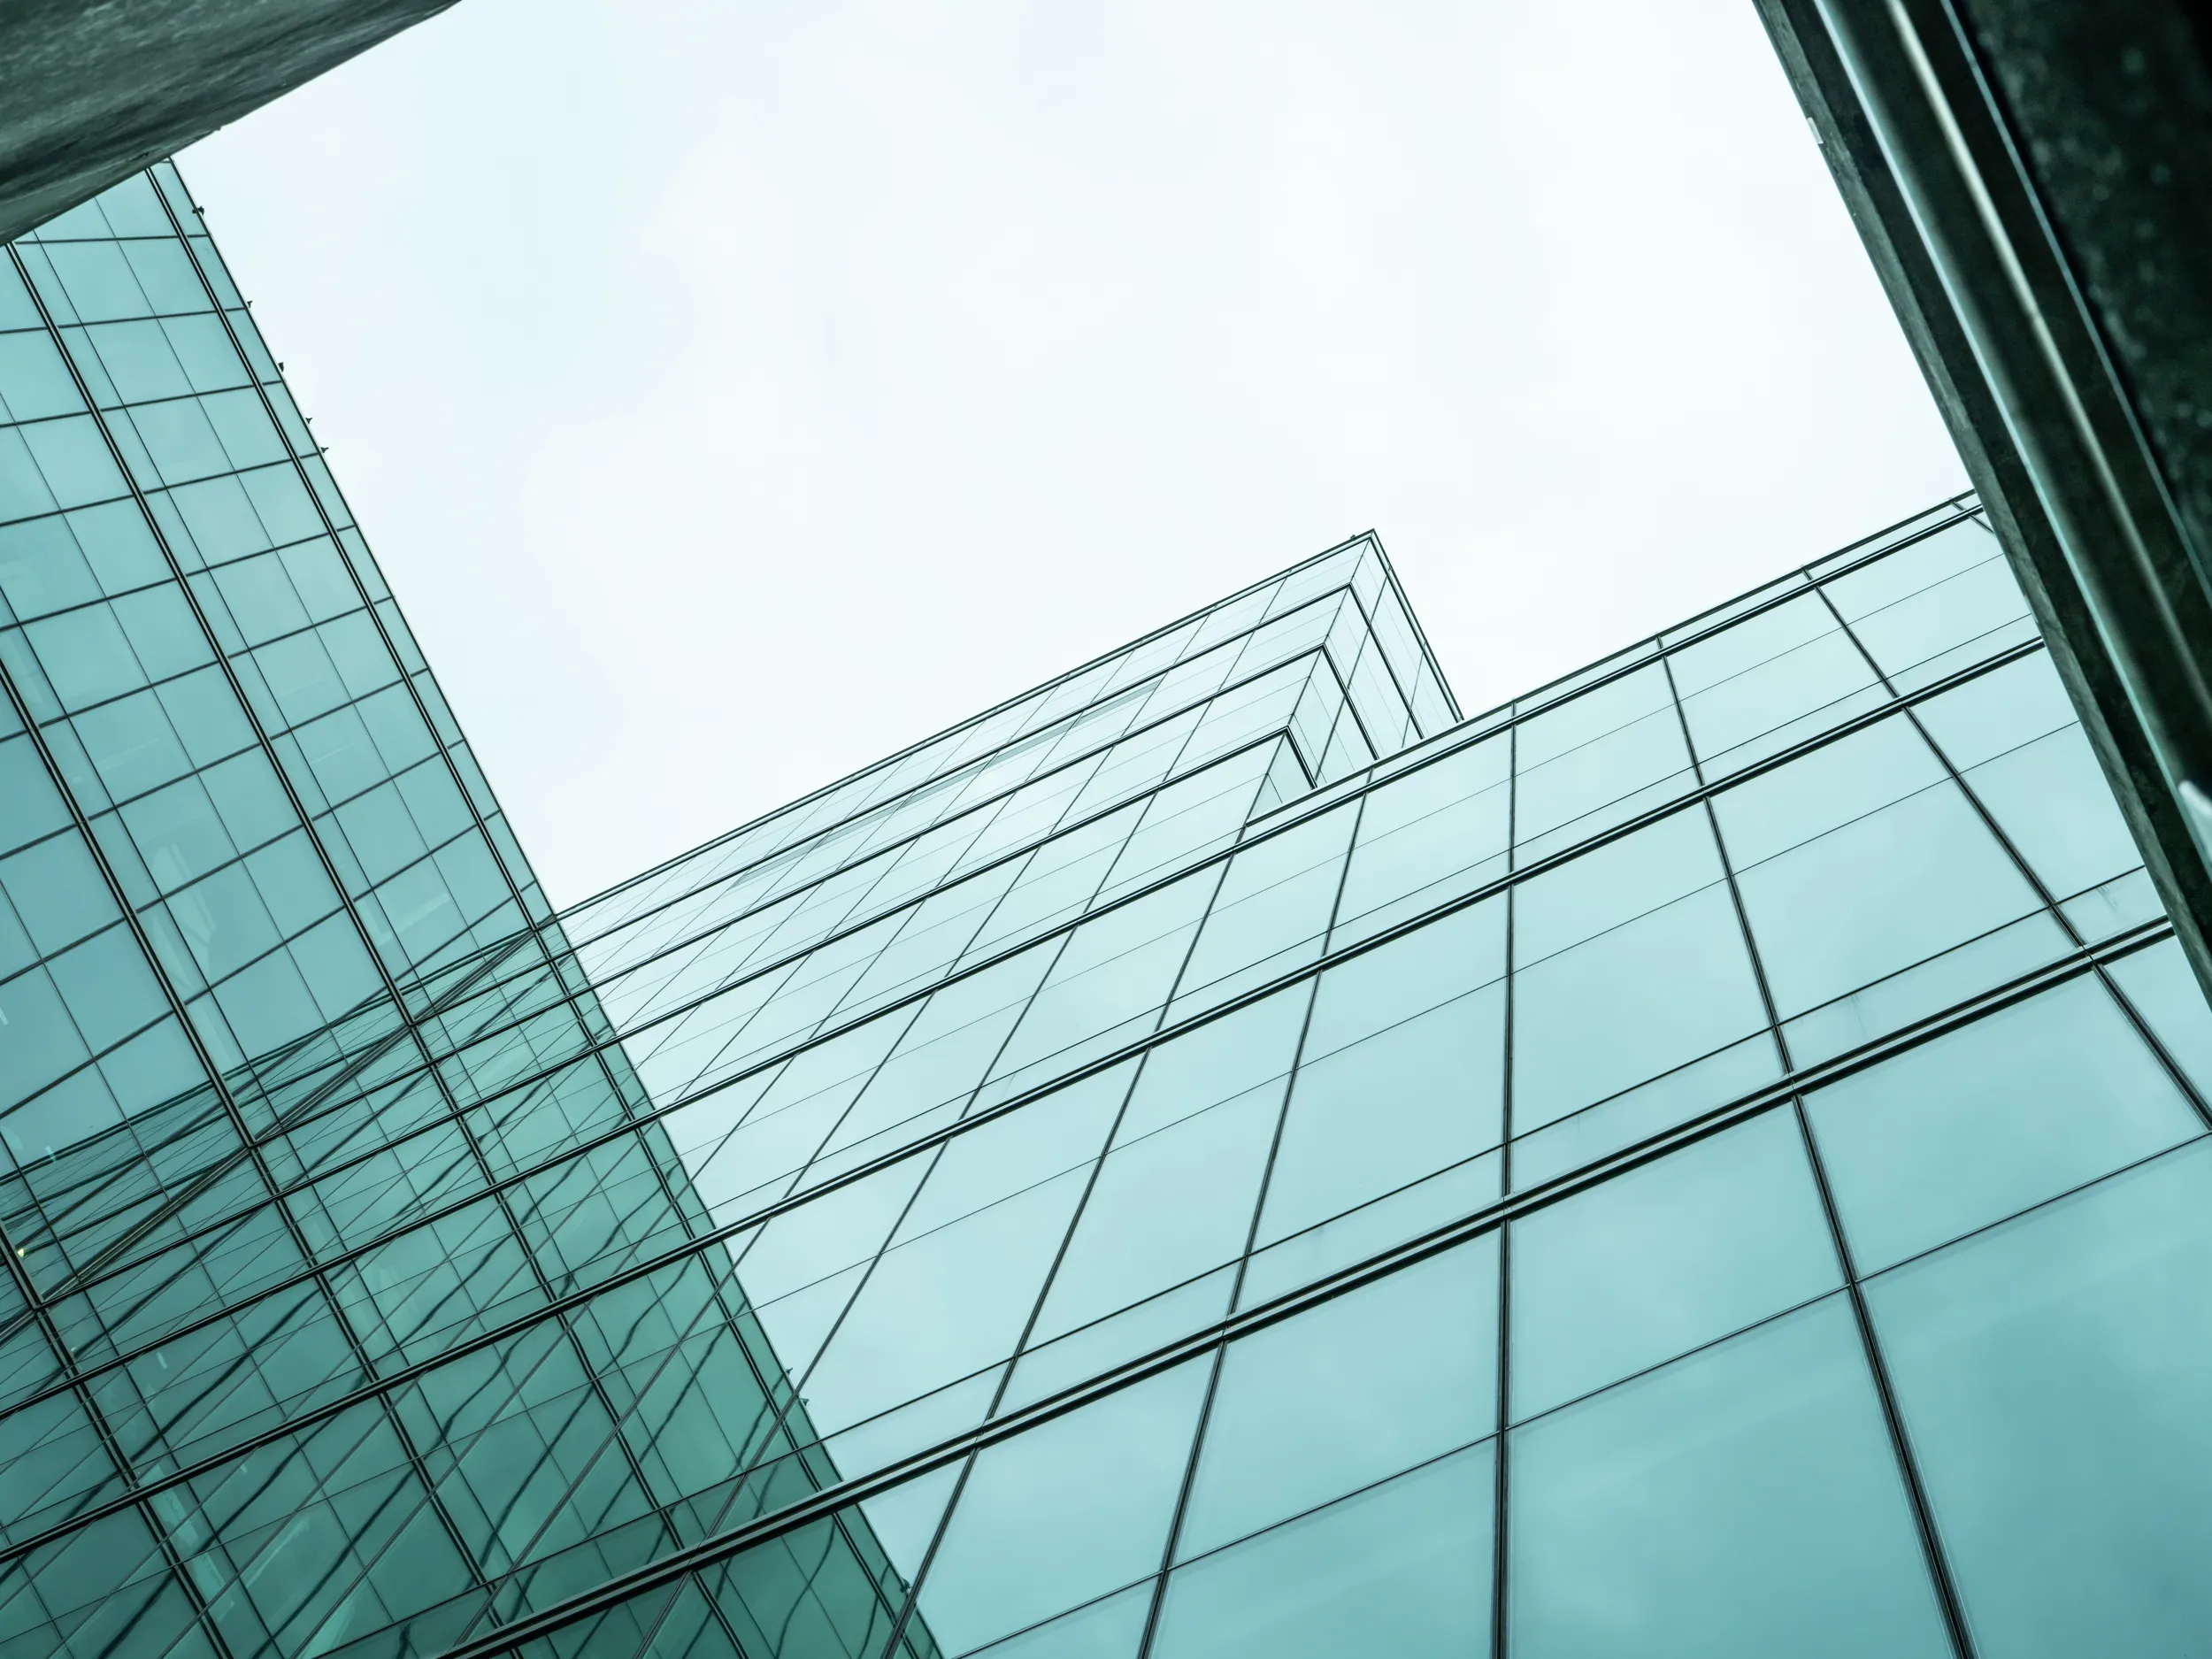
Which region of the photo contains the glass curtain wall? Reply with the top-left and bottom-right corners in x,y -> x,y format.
6,164 -> 2211,1659
0,165 -> 926,1659
420,494 -> 2207,1659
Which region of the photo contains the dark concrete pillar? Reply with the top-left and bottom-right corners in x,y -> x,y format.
3,0 -> 458,243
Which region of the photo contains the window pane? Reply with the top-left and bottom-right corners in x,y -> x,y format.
1725,773 -> 2047,1024
1257,980 -> 1502,1247
1333,735 -> 1509,944
963,1584 -> 1151,1658
1178,1238 -> 1498,1557
1869,1141 -> 2212,1658
1155,1443 -> 1494,1659
1509,1297 -> 1949,1659
1510,884 -> 1770,1134
2106,938 -> 2212,1100
1806,977 -> 2200,1272
916,1362 -> 1209,1654
1509,1110 -> 1839,1419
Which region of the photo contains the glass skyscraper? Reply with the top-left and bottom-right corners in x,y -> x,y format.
6,164 -> 2212,1659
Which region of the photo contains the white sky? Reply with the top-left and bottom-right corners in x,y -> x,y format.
181,0 -> 1966,907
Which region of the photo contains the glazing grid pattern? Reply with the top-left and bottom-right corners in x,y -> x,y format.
0,165 -> 927,1659
0,165 -> 2203,1659
445,499 -> 2201,1659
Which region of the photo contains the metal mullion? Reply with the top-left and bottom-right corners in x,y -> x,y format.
1128,793 -> 1366,1659
492,703 -> 1295,1049
0,295 -> 479,1599
664,916 -> 1096,1573
157,196 -> 548,951
138,177 -> 680,1605
1492,718 -> 1517,1659
887,860 -> 1235,1659
1674,618 -> 1970,1657
1656,655 -> 1795,1071
1819,582 -> 2212,1159
1786,1070 -> 1980,1658
0,912 -> 2169,1585
1337,554 -> 1429,735
1391,501 -> 1986,792
0,1216 -> 237,1659
0,634 -> 2063,1408
570,629 -> 1352,964
424,1179 -> 781,1630
427,626 -> 2041,1155
444,880 -> 2126,1659
1814,585 -> 2087,940
1368,538 -> 1461,724
0,636 -> 2070,1464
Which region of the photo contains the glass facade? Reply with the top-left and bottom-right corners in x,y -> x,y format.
4,164 -> 2208,1659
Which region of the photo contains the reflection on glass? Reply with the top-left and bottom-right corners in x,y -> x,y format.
1870,1142 -> 2212,1658
1178,1238 -> 1498,1557
1509,1110 -> 1839,1419
916,1363 -> 1209,1655
1509,1298 -> 1949,1659
1155,1445 -> 1494,1659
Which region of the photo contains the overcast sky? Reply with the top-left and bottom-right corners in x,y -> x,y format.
180,0 -> 1965,906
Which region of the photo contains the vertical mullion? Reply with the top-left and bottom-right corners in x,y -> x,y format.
1491,718 -> 1518,1659
1129,798 -> 1363,1659
2,228 -> 503,1639
1732,603 -> 1979,1657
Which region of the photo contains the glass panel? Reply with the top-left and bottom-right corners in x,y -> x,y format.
1153,1443 -> 1495,1659
1720,731 -> 2047,1023
1511,810 -> 1767,1134
1869,1141 -> 2212,1658
1177,1238 -> 1498,1556
915,1361 -> 1209,1654
1514,664 -> 1695,859
1256,979 -> 1503,1248
1332,735 -> 1509,944
1509,1110 -> 1840,1420
1806,976 -> 2200,1272
1509,1297 -> 1949,1659
2106,938 -> 2212,1099
964,1584 -> 1151,1658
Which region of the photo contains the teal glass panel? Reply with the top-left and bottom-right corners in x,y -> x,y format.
1824,515 -> 2034,690
964,1585 -> 1151,1658
1301,894 -> 1503,1060
1167,803 -> 1352,1019
1721,727 -> 2047,1021
1331,733 -> 1509,944
987,870 -> 1217,1087
1256,979 -> 1502,1246
1178,1237 -> 1497,1556
2106,937 -> 2212,1099
1958,726 -> 2141,902
1510,883 -> 1769,1133
1107,987 -> 1305,1148
1806,976 -> 2200,1272
1511,803 -> 1724,964
1027,1075 -> 1281,1344
1671,593 -> 1886,779
1509,1110 -> 1839,1419
1870,1141 -> 2212,1658
1514,664 -> 1695,858
1709,714 -> 1944,870
1154,1443 -> 1495,1659
1509,1297 -> 1949,1659
916,1361 -> 1209,1654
